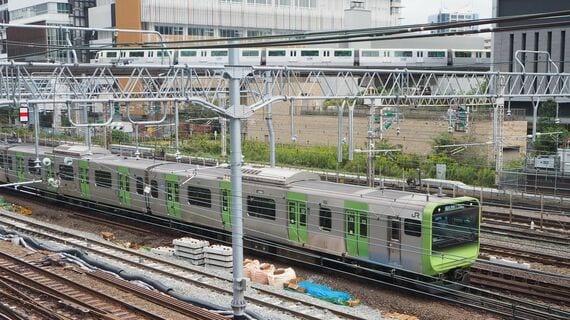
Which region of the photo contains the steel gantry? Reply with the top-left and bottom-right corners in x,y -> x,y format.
1,61 -> 570,317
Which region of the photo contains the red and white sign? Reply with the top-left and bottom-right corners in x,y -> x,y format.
19,107 -> 29,122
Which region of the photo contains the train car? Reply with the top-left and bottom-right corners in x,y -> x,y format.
450,49 -> 491,67
358,49 -> 449,68
2,143 -> 480,282
93,49 -> 174,65
91,47 -> 491,70
265,48 -> 355,67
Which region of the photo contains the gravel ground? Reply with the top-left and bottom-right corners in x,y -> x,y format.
0,191 -> 502,320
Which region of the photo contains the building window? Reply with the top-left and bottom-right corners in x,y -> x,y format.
95,170 -> 112,188
155,25 -> 183,35
189,27 -> 214,37
247,30 -> 271,37
187,186 -> 212,208
57,3 -> 71,14
319,207 -> 332,231
247,196 -> 276,220
247,0 -> 272,4
296,0 -> 316,8
219,29 -> 239,38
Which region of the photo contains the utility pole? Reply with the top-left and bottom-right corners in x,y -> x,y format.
228,41 -> 246,320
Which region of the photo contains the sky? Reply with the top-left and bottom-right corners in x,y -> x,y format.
401,0 -> 493,25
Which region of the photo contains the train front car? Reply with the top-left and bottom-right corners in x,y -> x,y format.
422,196 -> 480,282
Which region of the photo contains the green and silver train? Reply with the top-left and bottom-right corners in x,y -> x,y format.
0,143 -> 480,281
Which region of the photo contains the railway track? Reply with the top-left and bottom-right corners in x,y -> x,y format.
470,263 -> 570,305
480,244 -> 570,269
3,188 -> 570,319
483,209 -> 570,231
0,250 -> 169,320
0,209 -> 370,320
481,223 -> 569,245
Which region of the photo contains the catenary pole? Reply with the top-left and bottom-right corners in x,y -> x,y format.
228,41 -> 246,319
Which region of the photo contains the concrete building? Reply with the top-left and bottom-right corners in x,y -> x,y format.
0,0 -> 8,59
493,0 -> 570,74
428,9 -> 479,34
6,0 -> 96,62
492,0 -> 570,123
88,0 -> 402,46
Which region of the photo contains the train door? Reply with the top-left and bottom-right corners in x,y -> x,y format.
16,152 -> 25,182
322,50 -> 331,64
78,160 -> 90,199
220,180 -> 232,230
287,192 -> 308,244
289,50 -> 298,64
165,174 -> 181,218
117,166 -> 131,207
388,218 -> 401,264
345,201 -> 369,258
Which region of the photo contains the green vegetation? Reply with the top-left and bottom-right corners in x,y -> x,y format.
178,133 -> 497,187
531,99 -> 569,155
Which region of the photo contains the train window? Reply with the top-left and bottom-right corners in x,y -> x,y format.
404,218 -> 421,237
428,51 -> 446,58
129,51 -> 145,58
361,50 -> 380,57
454,51 -> 472,58
268,50 -> 286,57
180,50 -> 197,57
106,51 -> 117,58
187,186 -> 212,208
0,154 -> 4,167
28,159 -> 38,174
395,51 -> 413,58
148,51 -> 154,58
156,51 -> 170,57
359,215 -> 368,237
301,50 -> 319,57
211,50 -> 228,57
242,50 -> 260,57
486,52 -> 491,58
334,50 -> 352,57
150,179 -> 159,198
319,207 -> 332,232
136,177 -> 144,195
94,170 -> 112,188
247,196 -> 275,220
390,219 -> 401,241
59,165 -> 74,181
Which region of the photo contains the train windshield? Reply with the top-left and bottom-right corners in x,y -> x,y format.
432,201 -> 479,250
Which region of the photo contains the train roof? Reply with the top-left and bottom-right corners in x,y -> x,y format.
292,179 -> 447,209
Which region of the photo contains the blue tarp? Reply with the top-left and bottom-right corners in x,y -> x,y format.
297,281 -> 354,305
